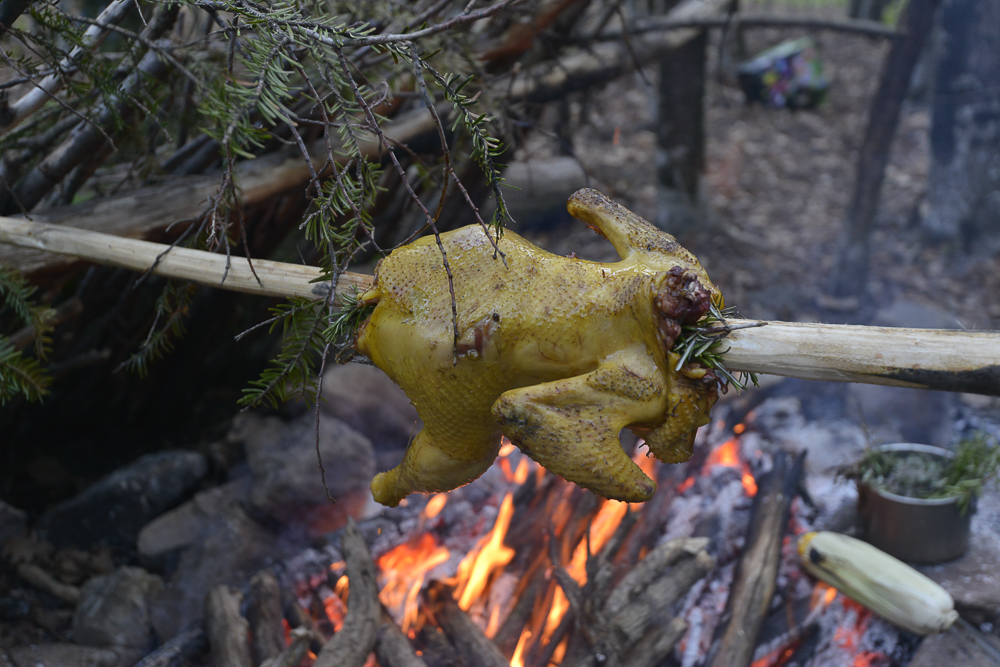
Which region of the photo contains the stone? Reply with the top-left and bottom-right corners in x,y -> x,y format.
318,363 -> 418,454
148,497 -> 284,642
4,644 -> 141,667
908,622 -> 1000,667
918,490 -> 1000,627
137,478 -> 252,573
37,451 -> 208,554
73,566 -> 163,650
242,412 -> 376,533
0,500 -> 27,546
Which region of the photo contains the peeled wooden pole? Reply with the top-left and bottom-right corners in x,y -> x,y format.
1,215 -> 997,396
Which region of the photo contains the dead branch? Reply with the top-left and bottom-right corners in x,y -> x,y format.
313,518 -> 379,667
592,13 -> 901,41
0,0 -> 134,133
15,562 -> 80,604
205,586 -> 252,667
705,451 -> 806,667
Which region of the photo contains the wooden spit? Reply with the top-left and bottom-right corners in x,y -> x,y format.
0,215 -> 997,397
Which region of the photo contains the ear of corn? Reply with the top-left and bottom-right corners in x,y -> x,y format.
798,531 -> 959,635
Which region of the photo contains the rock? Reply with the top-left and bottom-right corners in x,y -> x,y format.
4,644 -> 141,667
479,158 -> 588,231
0,500 -> 26,545
148,496 -> 284,642
242,412 -> 376,533
73,566 -> 163,650
137,479 -> 252,573
37,451 -> 208,554
918,490 -> 1000,627
908,622 -> 1000,667
318,364 -> 418,453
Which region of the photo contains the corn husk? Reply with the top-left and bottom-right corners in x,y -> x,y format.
798,531 -> 958,635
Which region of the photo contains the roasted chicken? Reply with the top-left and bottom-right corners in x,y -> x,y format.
355,188 -> 722,507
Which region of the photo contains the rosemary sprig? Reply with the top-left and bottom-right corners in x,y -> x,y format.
672,303 -> 763,392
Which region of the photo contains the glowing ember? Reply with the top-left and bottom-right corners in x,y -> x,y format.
734,423 -> 746,434
513,457 -> 530,484
454,493 -> 516,610
377,532 -> 450,633
742,472 -> 758,497
499,439 -> 516,457
424,494 -> 447,519
678,476 -> 696,493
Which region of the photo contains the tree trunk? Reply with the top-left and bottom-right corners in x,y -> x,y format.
921,0 -> 1000,248
656,28 -> 707,234
828,0 -> 941,298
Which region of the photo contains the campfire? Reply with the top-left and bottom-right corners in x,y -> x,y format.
247,408 -> 921,667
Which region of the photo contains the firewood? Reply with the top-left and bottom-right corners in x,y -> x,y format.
133,626 -> 208,667
313,518 -> 379,667
425,582 -> 509,667
2,215 -> 997,396
260,627 -> 312,667
603,537 -> 710,617
205,586 -> 252,667
374,608 -> 428,667
705,451 -> 806,667
621,616 -> 688,667
247,571 -> 285,667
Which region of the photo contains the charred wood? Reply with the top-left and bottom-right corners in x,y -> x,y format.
705,451 -> 806,667
374,608 -> 428,667
260,627 -> 311,667
132,626 -> 208,667
205,586 -> 252,667
313,518 -> 379,667
425,582 -> 509,667
247,571 -> 285,667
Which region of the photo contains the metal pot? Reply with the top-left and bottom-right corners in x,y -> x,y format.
857,443 -> 976,564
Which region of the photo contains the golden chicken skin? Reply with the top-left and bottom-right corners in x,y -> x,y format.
355,188 -> 722,507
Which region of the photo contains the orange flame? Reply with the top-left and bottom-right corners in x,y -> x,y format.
510,629 -> 531,667
678,476 -> 696,493
453,493 -> 516,611
377,532 -> 450,633
499,439 -> 516,457
703,438 -> 757,497
542,499 -> 630,645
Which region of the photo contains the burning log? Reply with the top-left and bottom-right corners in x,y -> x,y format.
553,532 -> 714,667
425,582 -> 510,667
313,518 -> 379,667
205,586 -> 252,667
1,214 -> 997,398
374,609 -> 428,667
704,451 -> 806,667
247,571 -> 285,667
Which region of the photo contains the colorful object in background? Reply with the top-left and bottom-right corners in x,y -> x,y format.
738,37 -> 829,109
